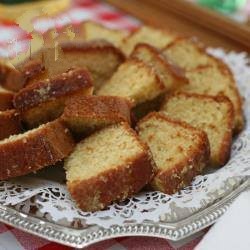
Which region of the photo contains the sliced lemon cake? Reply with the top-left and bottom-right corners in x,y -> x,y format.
97,58 -> 166,110
28,40 -> 125,91
122,26 -> 177,56
162,37 -> 217,70
137,112 -> 209,194
0,110 -> 22,140
161,92 -> 234,167
130,43 -> 188,91
64,122 -> 155,212
78,21 -> 129,48
0,120 -> 75,180
13,68 -> 93,128
184,65 -> 243,133
62,95 -> 132,137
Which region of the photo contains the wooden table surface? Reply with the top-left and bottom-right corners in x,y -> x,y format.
107,0 -> 250,53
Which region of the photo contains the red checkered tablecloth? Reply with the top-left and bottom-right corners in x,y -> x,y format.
0,0 -> 208,249
0,223 -> 206,250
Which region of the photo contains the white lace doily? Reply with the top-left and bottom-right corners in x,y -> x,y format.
0,48 -> 249,229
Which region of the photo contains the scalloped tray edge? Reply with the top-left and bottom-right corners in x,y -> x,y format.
0,178 -> 249,248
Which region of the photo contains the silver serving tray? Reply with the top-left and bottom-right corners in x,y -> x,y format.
0,178 -> 249,249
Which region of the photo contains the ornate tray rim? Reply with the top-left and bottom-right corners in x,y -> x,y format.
0,178 -> 249,248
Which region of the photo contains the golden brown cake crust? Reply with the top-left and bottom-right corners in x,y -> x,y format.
0,90 -> 13,111
61,40 -> 125,61
0,120 -> 75,180
67,123 -> 156,212
153,149 -> 208,194
62,95 -> 132,135
163,37 -> 243,132
27,40 -> 126,90
215,96 -> 234,165
79,20 -> 128,47
97,57 -> 166,106
128,57 -> 166,93
14,68 -> 93,128
131,43 -> 188,85
0,64 -> 23,92
121,25 -> 177,55
164,37 -> 204,50
0,60 -> 44,92
21,59 -> 45,86
68,151 -> 154,211
137,112 -> 210,194
64,95 -> 132,122
0,110 -> 22,140
163,37 -> 236,74
163,37 -> 214,63
162,92 -> 234,167
208,61 -> 243,133
187,63 -> 244,133
13,68 -> 93,111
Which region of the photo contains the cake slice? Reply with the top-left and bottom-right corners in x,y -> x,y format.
0,120 -> 75,180
162,37 -> 243,132
122,26 -> 177,56
29,40 -> 125,91
64,122 -> 155,212
78,21 -> 129,47
130,43 -> 188,91
18,59 -> 45,87
0,110 -> 22,140
13,68 -> 93,128
162,37 -> 216,70
62,95 -> 132,137
0,86 -> 14,111
97,58 -> 166,109
161,92 -> 234,167
184,65 -> 243,133
137,112 -> 209,194
0,59 -> 44,92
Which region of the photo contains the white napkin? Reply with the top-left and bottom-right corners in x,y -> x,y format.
195,190 -> 250,250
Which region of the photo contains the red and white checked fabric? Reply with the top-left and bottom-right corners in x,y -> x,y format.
0,0 -> 140,58
33,0 -> 141,32
0,0 -> 208,249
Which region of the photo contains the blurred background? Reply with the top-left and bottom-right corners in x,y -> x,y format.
188,0 -> 250,23
0,0 -> 249,57
0,0 -> 250,24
